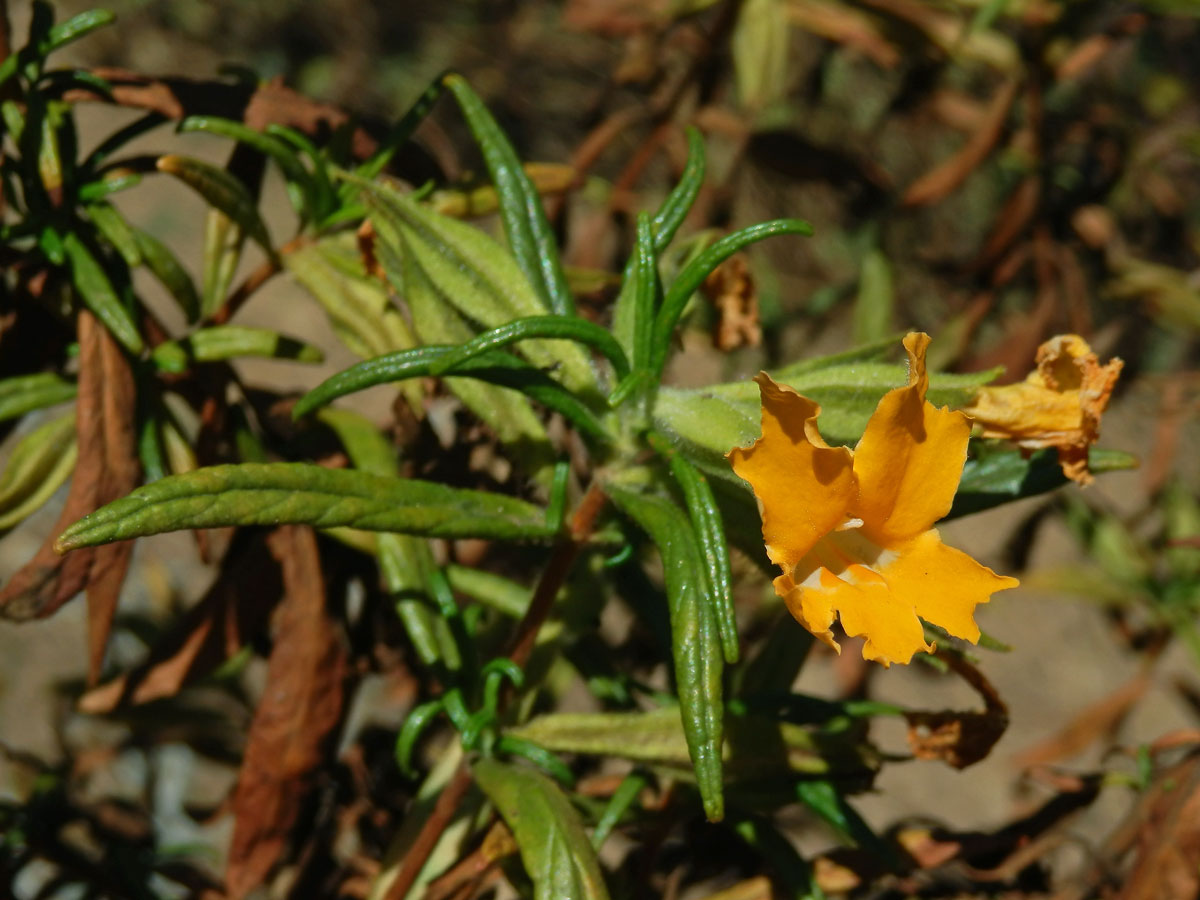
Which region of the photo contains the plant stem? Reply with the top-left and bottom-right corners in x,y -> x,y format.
382,482 -> 607,900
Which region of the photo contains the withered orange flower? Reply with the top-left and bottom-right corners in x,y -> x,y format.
728,333 -> 1018,666
960,334 -> 1122,485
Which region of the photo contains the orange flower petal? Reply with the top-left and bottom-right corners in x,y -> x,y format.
810,566 -> 931,666
728,373 -> 856,570
879,530 -> 1020,643
961,334 -> 1123,485
851,333 -> 972,545
774,570 -> 839,651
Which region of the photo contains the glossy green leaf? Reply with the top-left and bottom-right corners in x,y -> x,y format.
429,315 -> 630,382
44,8 -> 115,54
56,462 -> 557,550
732,815 -> 825,900
150,325 -> 324,373
61,231 -> 144,354
650,218 -> 814,376
795,779 -> 892,860
948,446 -> 1138,519
297,344 -> 607,443
156,154 -> 272,253
606,483 -> 725,820
178,117 -> 313,209
612,128 -> 705,361
133,228 -> 201,323
381,219 -> 557,454
507,707 -> 878,780
472,757 -> 611,900
443,73 -> 575,318
648,432 -> 737,664
445,565 -> 530,618
359,177 -> 597,393
86,201 -> 141,267
590,772 -> 645,850
0,413 -> 77,531
0,373 -> 76,422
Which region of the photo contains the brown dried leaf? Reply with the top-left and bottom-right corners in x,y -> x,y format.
1015,673 -> 1149,769
225,525 -> 346,899
79,535 -> 282,714
903,79 -> 1019,207
1,312 -> 140,685
1117,753 -> 1200,900
905,651 -> 1008,769
704,255 -> 761,352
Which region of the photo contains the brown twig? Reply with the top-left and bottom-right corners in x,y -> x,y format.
382,482 -> 608,900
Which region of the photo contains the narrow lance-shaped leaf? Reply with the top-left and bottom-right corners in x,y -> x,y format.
611,127 -> 706,361
61,231 -> 144,355
650,219 -> 814,377
443,73 -> 575,318
358,178 -> 597,392
473,758 -> 612,900
294,345 -> 608,444
156,155 -> 273,255
132,227 -> 201,323
151,326 -> 324,374
429,315 -> 630,382
606,482 -> 725,821
56,462 -> 558,551
0,373 -> 76,422
648,431 -> 738,663
0,413 -> 78,531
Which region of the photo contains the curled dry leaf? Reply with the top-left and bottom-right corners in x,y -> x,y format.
0,311 -> 140,685
905,651 -> 1008,769
704,255 -> 761,352
225,525 -> 347,900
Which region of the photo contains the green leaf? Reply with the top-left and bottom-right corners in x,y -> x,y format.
283,234 -> 420,409
0,373 -> 76,422
650,219 -> 814,376
732,816 -> 825,900
948,446 -> 1139,519
795,779 -> 892,860
443,74 -> 575,318
380,220 -> 555,455
55,462 -> 558,550
358,177 -> 598,393
178,116 -> 314,212
507,707 -> 879,781
611,128 -> 705,361
472,757 -> 611,900
61,231 -> 144,354
133,227 -> 201,323
295,346 -> 608,444
155,155 -> 273,308
44,8 -> 115,55
606,483 -> 725,821
86,201 -> 142,267
429,315 -> 630,382
732,0 -> 790,109
150,325 -> 324,373
648,432 -> 738,664
852,248 -> 893,345
0,413 -> 77,531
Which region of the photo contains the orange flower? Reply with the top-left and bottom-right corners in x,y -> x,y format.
960,335 -> 1122,485
728,333 -> 1018,666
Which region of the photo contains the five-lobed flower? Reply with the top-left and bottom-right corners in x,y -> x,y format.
728,333 -> 1019,666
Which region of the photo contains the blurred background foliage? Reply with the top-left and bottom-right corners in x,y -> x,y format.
3,1 -> 1200,899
